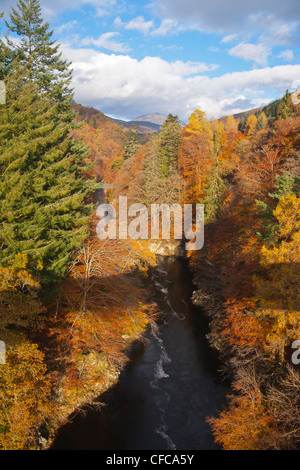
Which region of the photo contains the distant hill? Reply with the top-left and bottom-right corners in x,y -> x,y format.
110,117 -> 162,134
219,92 -> 292,125
219,106 -> 264,125
109,114 -> 167,134
73,105 -> 187,134
72,103 -> 160,135
233,107 -> 264,121
133,113 -> 168,126
74,92 -> 291,138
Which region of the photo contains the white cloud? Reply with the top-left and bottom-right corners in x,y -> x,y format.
150,0 -> 300,36
55,20 -> 78,36
151,19 -> 179,37
114,16 -> 124,28
278,49 -> 294,61
61,44 -> 300,120
125,16 -> 154,35
0,0 -> 121,20
221,34 -> 237,44
208,46 -> 220,53
81,32 -> 130,53
250,13 -> 299,46
95,8 -> 110,17
229,42 -> 271,67
114,16 -> 180,37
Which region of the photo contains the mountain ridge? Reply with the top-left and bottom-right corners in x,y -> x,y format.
73,94 -> 287,136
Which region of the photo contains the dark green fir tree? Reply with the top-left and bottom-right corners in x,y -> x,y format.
203,165 -> 227,222
277,90 -> 294,120
0,64 -> 97,284
5,0 -> 73,112
159,114 -> 182,178
0,12 -> 14,80
256,172 -> 300,244
123,124 -> 140,160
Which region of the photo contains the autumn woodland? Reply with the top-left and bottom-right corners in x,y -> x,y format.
0,0 -> 300,451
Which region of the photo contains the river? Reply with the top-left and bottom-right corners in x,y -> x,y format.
51,255 -> 228,450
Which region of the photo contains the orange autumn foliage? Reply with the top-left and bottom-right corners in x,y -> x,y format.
0,254 -> 45,332
178,129 -> 214,203
208,388 -> 277,450
50,223 -> 157,392
220,299 -> 267,348
0,340 -> 52,450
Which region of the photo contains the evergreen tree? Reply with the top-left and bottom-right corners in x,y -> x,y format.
256,112 -> 268,130
142,136 -> 162,204
262,99 -> 281,125
123,124 -> 140,160
244,114 -> 258,137
0,12 -> 13,80
277,90 -> 293,120
213,121 -> 225,158
0,12 -> 3,77
256,172 -> 300,244
238,116 -> 246,133
5,0 -> 73,109
0,65 -> 96,284
0,11 -> 3,48
159,114 -> 182,178
142,136 -> 183,206
203,166 -> 227,222
270,172 -> 300,200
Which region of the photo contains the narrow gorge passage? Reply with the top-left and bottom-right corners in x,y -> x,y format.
51,256 -> 228,450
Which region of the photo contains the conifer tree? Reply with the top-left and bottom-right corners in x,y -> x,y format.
0,12 -> 11,80
256,172 -> 300,244
203,166 -> 226,221
213,121 -> 226,158
142,136 -> 161,204
123,124 -> 140,160
0,65 -> 96,283
245,114 -> 258,137
5,0 -> 73,109
257,112 -> 268,130
159,114 -> 182,178
0,12 -> 3,49
277,90 -> 294,120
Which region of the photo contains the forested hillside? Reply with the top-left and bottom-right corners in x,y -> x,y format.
107,101 -> 300,450
0,1 -> 157,449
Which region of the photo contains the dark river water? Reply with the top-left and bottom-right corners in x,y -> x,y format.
51,255 -> 228,450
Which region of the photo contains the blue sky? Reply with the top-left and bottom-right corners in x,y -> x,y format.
1,0 -> 300,121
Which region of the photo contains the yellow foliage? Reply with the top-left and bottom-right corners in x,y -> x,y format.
225,115 -> 238,133
208,390 -> 277,450
255,195 -> 300,358
245,114 -> 258,137
185,109 -> 213,140
0,340 -> 52,450
0,254 -> 45,331
272,193 -> 300,239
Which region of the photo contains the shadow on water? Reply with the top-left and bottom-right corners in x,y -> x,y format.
51,255 -> 229,450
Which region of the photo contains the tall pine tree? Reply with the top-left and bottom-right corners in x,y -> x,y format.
5,0 -> 73,111
0,12 -> 11,80
0,64 -> 96,284
159,114 -> 182,178
123,124 -> 140,160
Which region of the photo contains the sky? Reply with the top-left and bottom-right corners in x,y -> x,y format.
1,0 -> 300,122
